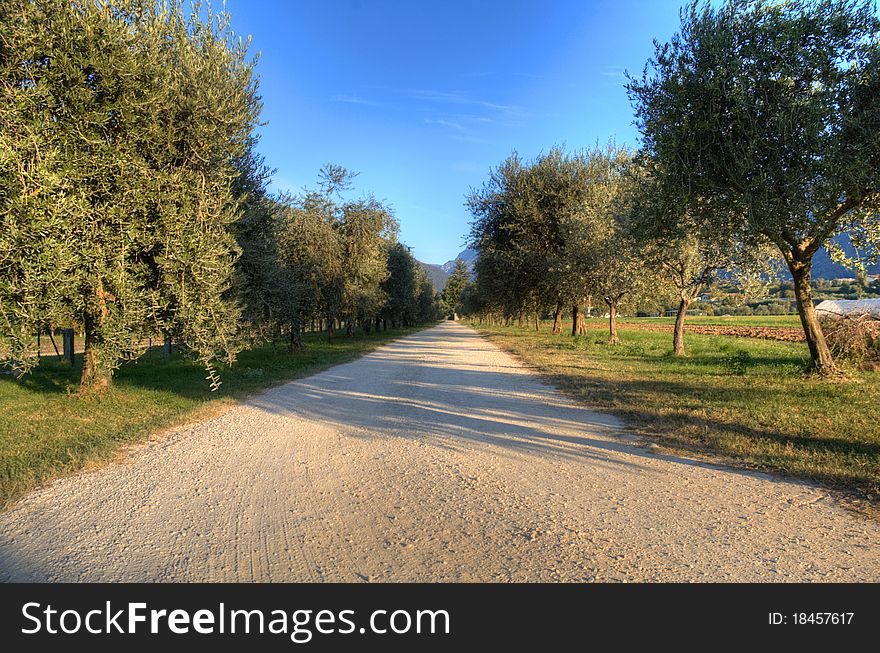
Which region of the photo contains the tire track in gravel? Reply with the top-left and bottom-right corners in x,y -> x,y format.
0,321 -> 878,582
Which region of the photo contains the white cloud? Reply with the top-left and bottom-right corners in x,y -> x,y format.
424,118 -> 465,131
330,94 -> 381,106
600,67 -> 628,80
405,89 -> 524,116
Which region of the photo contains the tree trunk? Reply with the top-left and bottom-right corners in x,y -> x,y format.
534,311 -> 540,330
80,281 -> 114,392
80,314 -> 109,391
607,301 -> 619,345
327,316 -> 334,338
571,304 -> 587,336
552,302 -> 563,334
48,329 -> 61,359
673,297 -> 690,356
61,328 -> 74,364
288,320 -> 303,352
789,258 -> 837,375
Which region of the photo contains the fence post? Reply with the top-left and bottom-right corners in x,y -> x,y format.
62,328 -> 75,365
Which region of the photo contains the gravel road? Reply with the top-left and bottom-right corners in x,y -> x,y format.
1,322 -> 877,582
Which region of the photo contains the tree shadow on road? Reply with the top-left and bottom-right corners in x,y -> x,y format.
244,325 -> 825,491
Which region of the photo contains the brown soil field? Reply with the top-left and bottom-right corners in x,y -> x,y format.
621,323 -> 807,342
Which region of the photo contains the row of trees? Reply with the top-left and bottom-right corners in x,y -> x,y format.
0,0 -> 441,392
442,259 -> 471,317
260,164 -> 440,352
463,144 -> 766,354
463,0 -> 880,374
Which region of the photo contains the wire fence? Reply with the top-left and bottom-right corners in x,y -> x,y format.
30,332 -> 172,363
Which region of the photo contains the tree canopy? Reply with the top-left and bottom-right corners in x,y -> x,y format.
1,0 -> 263,390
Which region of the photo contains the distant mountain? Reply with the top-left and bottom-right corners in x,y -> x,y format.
441,247 -> 477,274
786,235 -> 879,280
418,262 -> 449,291
423,240 -> 871,293
417,248 -> 478,292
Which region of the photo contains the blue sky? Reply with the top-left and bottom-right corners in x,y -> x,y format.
224,0 -> 686,264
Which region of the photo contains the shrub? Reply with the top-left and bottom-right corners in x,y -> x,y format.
821,315 -> 880,364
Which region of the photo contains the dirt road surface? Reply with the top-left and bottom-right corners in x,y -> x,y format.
1,322 -> 877,582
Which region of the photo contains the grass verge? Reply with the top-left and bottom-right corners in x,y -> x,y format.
616,314 -> 802,327
477,322 -> 879,512
0,325 -> 430,509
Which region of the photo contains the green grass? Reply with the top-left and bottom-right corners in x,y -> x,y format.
477,322 -> 880,510
0,326 -> 429,509
616,314 -> 802,327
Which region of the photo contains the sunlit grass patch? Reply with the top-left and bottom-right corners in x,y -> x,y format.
478,322 -> 879,508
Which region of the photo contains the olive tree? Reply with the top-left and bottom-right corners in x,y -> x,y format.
381,242 -> 420,328
628,0 -> 880,374
415,275 -> 441,324
1,0 -> 262,390
338,196 -> 396,334
274,193 -> 343,350
467,148 -> 599,330
231,140 -> 281,345
629,168 -> 777,355
529,148 -> 600,334
467,144 -> 645,335
558,144 -> 645,343
277,165 -> 397,338
466,154 -> 545,323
